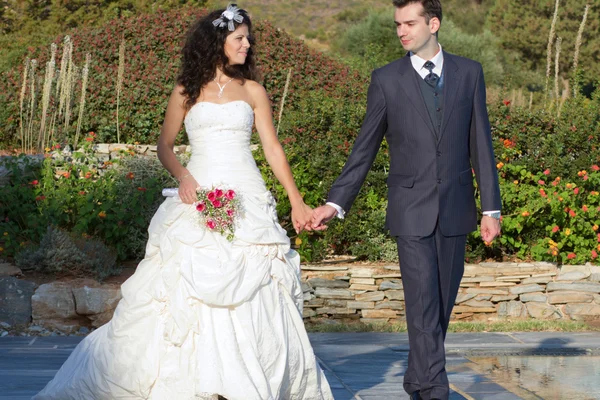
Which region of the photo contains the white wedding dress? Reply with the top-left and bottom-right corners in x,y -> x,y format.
33,100 -> 334,400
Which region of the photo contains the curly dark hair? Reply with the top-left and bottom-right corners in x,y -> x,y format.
177,5 -> 260,110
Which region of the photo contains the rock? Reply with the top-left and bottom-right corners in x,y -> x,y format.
595,294 -> 600,305
314,288 -> 354,299
350,278 -> 375,285
385,290 -> 405,301
565,303 -> 600,318
373,273 -> 401,279
379,280 -> 403,290
509,284 -> 545,295
590,266 -> 600,283
521,276 -> 553,284
465,288 -> 509,295
360,318 -> 390,324
304,298 -> 324,308
0,263 -> 22,277
78,327 -> 90,335
307,278 -> 350,289
302,309 -> 316,318
348,268 -> 375,278
455,293 -> 477,304
72,283 -> 121,315
496,275 -> 531,281
303,292 -> 312,301
452,306 -> 496,313
519,292 -> 547,302
0,277 -> 36,325
27,325 -> 44,332
475,295 -> 493,301
498,301 -> 527,318
301,266 -> 348,271
0,322 -> 11,329
480,282 -> 516,287
547,282 -> 600,293
88,310 -> 115,328
32,282 -> 78,320
1,331 -> 8,337
361,309 -> 398,319
316,307 -> 356,315
324,299 -> 348,307
95,143 -> 110,154
355,292 -> 385,302
33,319 -> 81,334
526,303 -> 561,320
349,284 -> 379,291
547,292 -> 594,304
346,301 -> 375,309
464,299 -> 495,308
461,276 -> 494,283
375,300 -> 404,310
556,271 -> 591,281
301,282 -> 312,293
490,294 -> 519,302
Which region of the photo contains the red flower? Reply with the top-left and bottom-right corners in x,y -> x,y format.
582,205 -> 589,212
584,175 -> 589,181
85,172 -> 92,179
226,209 -> 234,217
567,253 -> 576,260
207,191 -> 216,201
503,99 -> 511,106
552,226 -> 559,233
206,220 -> 216,230
574,188 -> 579,195
79,191 -> 86,195
126,172 -> 134,180
225,190 -> 236,200
592,165 -> 600,171
592,250 -> 598,259
137,187 -> 147,192
64,172 -> 71,178
543,169 -> 550,175
569,210 -> 576,217
196,202 -> 206,212
31,180 -> 39,185
214,189 -> 224,198
35,195 -> 46,201
539,189 -> 547,197
85,137 -> 94,142
538,180 -> 545,185
212,200 -> 222,208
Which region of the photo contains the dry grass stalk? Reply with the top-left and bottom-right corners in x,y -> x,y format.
19,57 -> 30,153
276,68 -> 292,136
529,92 -> 533,110
38,43 -> 57,152
26,60 -> 38,153
74,54 -> 91,149
554,36 -> 562,114
116,38 -> 126,144
57,36 -> 72,119
545,0 -> 560,100
572,3 -> 589,97
62,45 -> 76,139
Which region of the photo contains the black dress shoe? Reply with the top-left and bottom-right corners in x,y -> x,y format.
410,391 -> 421,400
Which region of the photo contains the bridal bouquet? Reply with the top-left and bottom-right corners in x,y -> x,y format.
194,187 -> 241,241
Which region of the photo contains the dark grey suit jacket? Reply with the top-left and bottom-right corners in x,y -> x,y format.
327,51 -> 502,237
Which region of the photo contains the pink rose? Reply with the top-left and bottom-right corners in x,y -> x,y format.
226,209 -> 234,217
543,169 -> 550,175
196,202 -> 206,212
212,200 -> 222,208
538,180 -> 545,185
207,191 -> 216,201
215,189 -> 224,198
206,220 -> 216,229
225,190 -> 236,200
552,226 -> 559,233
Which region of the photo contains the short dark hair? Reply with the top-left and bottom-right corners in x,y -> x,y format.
392,0 -> 443,23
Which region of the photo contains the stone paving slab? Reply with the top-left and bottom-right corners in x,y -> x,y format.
2,333 -> 600,399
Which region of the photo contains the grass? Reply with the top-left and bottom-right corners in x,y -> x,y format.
306,319 -> 598,333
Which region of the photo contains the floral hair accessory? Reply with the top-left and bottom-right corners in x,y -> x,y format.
212,4 -> 244,32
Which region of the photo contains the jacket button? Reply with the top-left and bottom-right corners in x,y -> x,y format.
437,179 -> 442,184
437,151 -> 442,157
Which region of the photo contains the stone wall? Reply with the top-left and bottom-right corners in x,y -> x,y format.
2,262 -> 599,335
301,262 -> 600,323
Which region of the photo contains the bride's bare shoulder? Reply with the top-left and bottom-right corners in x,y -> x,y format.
244,80 -> 268,107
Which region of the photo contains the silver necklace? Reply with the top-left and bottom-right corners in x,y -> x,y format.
214,77 -> 234,98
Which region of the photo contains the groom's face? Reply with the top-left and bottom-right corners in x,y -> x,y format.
394,3 -> 440,55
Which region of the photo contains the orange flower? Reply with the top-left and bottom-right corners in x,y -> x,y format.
539,189 -> 547,197
521,211 -> 530,217
569,210 -> 576,217
513,180 -> 519,185
552,250 -> 558,256
582,205 -> 588,212
593,225 -> 598,231
126,172 -> 134,180
496,162 -> 504,170
592,250 -> 598,259
84,171 -> 92,179
567,253 -> 576,260
98,211 -> 107,218
566,183 -> 573,189
577,170 -> 587,177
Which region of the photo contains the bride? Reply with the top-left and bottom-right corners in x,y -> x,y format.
33,4 -> 334,400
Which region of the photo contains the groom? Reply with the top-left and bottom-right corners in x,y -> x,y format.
311,0 -> 501,399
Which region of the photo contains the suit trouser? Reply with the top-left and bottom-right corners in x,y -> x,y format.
396,225 -> 467,400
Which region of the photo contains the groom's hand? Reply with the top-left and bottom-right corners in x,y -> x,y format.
311,205 -> 338,231
481,215 -> 501,243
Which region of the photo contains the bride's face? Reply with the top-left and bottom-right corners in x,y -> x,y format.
224,24 -> 251,65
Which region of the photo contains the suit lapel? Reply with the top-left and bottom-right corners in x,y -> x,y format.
438,52 -> 463,143
396,55 -> 436,137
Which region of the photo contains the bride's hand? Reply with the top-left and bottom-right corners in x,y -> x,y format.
178,174 -> 199,204
292,202 -> 314,234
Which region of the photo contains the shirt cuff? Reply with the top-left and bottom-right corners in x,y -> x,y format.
326,202 -> 345,219
483,210 -> 501,216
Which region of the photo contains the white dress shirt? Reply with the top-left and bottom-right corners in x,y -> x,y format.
327,44 -> 499,219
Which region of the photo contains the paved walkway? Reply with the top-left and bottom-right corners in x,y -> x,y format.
2,332 -> 600,399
